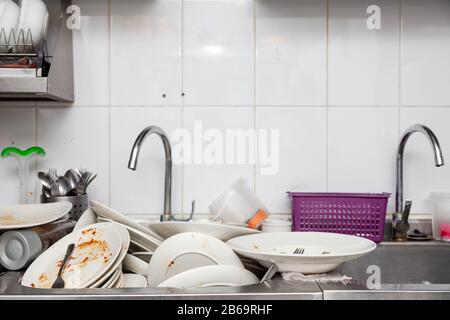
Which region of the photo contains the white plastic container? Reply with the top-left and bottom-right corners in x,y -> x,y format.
430,192 -> 450,242
209,178 -> 269,229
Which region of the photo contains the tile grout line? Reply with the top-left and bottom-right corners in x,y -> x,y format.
253,0 -> 257,193
108,0 -> 112,207
180,0 -> 185,215
325,0 -> 330,192
398,0 -> 402,139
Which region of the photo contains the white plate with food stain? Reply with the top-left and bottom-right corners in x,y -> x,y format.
227,232 -> 377,274
146,221 -> 260,242
158,265 -> 258,289
88,222 -> 130,288
21,223 -> 123,289
147,232 -> 243,287
0,202 -> 72,230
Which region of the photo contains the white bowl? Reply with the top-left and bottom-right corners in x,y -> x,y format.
17,0 -> 48,49
0,0 -> 20,52
227,232 -> 377,274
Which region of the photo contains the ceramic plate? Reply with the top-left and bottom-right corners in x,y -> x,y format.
88,222 -> 130,288
90,200 -> 162,241
147,221 -> 260,242
113,271 -> 124,288
99,217 -> 161,251
0,202 -> 72,230
148,232 -> 243,287
74,208 -> 98,231
158,265 -> 259,289
227,232 -> 377,274
123,254 -> 149,276
122,274 -> 148,288
101,267 -> 121,288
21,223 -> 122,289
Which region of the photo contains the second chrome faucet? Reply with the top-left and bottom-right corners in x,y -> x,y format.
394,124 -> 445,240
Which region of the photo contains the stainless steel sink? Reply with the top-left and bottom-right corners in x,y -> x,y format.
338,241 -> 450,285
322,241 -> 450,300
1,241 -> 449,300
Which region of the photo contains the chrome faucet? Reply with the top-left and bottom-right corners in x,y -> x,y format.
128,125 -> 195,222
128,126 -> 173,221
394,124 -> 444,240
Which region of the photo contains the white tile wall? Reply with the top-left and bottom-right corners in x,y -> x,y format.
401,0 -> 450,106
72,0 -> 110,106
255,0 -> 327,106
110,0 -> 182,106
255,108 -> 327,213
400,108 -> 450,214
36,108 -> 110,204
328,107 -> 399,212
183,0 -> 254,106
183,107 -> 254,213
0,109 -> 36,204
328,0 -> 400,106
110,107 -> 182,214
1,0 -> 450,217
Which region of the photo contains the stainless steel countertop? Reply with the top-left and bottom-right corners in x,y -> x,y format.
0,272 -> 322,300
1,240 -> 450,300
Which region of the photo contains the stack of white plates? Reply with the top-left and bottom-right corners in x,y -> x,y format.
21,222 -> 130,289
90,201 -> 161,256
148,232 -> 259,289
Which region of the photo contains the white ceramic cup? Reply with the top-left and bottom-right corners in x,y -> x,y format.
0,0 -> 20,52
17,0 -> 49,50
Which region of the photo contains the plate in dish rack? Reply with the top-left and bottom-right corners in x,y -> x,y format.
21,223 -> 123,289
227,232 -> 377,274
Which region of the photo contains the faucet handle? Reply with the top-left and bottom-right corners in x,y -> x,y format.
402,199 -> 412,223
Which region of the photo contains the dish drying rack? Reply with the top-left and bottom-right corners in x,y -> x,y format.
0,28 -> 50,77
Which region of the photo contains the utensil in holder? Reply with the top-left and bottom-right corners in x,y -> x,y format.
41,194 -> 88,222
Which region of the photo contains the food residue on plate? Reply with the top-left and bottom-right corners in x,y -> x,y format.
33,231 -> 112,289
0,214 -> 22,226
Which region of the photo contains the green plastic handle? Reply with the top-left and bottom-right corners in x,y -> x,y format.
1,146 -> 46,158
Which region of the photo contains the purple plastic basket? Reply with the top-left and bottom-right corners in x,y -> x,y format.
289,192 -> 390,243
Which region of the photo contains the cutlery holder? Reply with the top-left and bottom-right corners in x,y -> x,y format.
41,194 -> 88,221
289,192 -> 390,243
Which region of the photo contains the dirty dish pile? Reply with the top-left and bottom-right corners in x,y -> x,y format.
21,222 -> 131,289
148,232 -> 259,289
90,201 -> 160,265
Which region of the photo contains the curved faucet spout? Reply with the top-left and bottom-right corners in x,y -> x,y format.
396,124 -> 444,215
128,126 -> 172,219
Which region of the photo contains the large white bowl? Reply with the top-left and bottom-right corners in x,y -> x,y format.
17,0 -> 49,48
227,232 -> 377,274
0,0 -> 20,52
